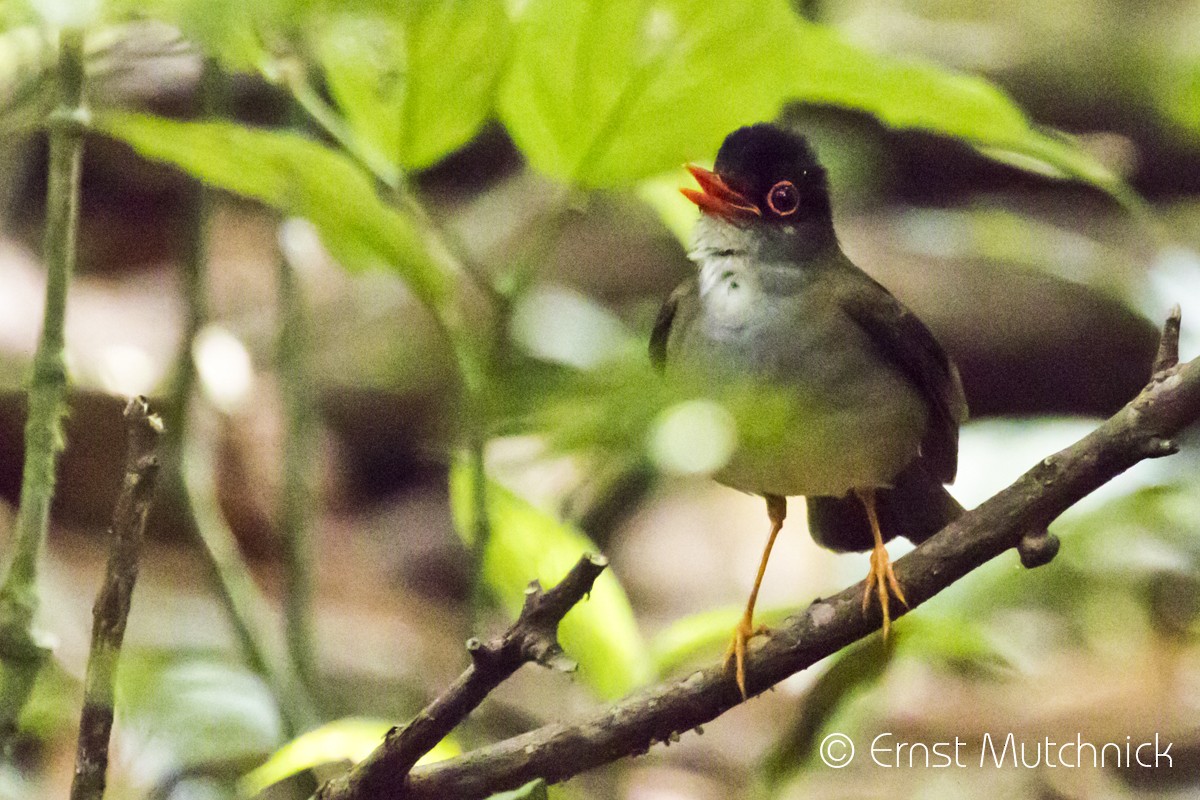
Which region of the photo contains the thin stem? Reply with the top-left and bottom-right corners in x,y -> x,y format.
466,434 -> 491,622
182,428 -> 319,735
276,70 -> 507,627
161,59 -> 318,736
69,399 -> 163,800
276,246 -> 320,698
159,58 -> 216,473
284,68 -> 399,190
0,25 -> 86,737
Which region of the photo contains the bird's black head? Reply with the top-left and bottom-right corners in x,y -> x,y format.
682,123 -> 832,229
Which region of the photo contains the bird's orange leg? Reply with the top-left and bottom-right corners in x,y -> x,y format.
724,494 -> 786,698
854,489 -> 907,636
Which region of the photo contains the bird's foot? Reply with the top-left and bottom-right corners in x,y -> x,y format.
861,542 -> 907,637
723,613 -> 769,699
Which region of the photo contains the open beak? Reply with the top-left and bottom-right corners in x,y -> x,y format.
681,164 -> 761,222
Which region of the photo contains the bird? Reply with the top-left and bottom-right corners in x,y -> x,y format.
650,123 -> 968,698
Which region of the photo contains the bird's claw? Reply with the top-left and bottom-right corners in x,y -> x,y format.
862,544 -> 907,637
724,616 -> 769,698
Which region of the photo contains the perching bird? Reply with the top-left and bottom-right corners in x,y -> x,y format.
650,123 -> 968,697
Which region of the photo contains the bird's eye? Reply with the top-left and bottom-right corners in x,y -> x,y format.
766,181 -> 799,216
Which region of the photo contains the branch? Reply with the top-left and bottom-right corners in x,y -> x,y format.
317,553 -> 610,800
316,311 -> 1198,800
143,61 -> 321,736
69,397 -> 163,800
181,425 -> 320,734
0,25 -> 87,739
1153,303 -> 1182,375
277,244 -> 321,699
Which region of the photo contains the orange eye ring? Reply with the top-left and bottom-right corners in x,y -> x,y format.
767,180 -> 799,216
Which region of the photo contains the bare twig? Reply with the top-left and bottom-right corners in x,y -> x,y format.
69,397 -> 163,800
316,310 -> 1200,800
316,553 -> 610,800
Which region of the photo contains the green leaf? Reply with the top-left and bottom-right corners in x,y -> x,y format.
649,604 -> 792,676
500,0 -> 800,187
783,28 -> 1135,205
0,25 -> 53,135
893,615 -> 1012,680
95,113 -> 452,315
315,0 -> 510,172
487,779 -> 550,800
500,0 -> 1132,204
237,717 -> 459,797
125,0 -> 290,71
449,459 -> 652,699
635,173 -> 696,247
117,653 -> 284,771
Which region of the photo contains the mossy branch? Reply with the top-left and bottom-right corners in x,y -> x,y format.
0,25 -> 86,739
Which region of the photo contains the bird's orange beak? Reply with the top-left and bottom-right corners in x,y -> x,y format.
681,164 -> 761,222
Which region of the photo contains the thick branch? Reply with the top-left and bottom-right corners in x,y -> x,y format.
317,553 -> 609,800
319,312 -> 1200,800
69,397 -> 163,800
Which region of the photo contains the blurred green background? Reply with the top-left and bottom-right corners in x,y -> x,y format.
0,0 -> 1197,798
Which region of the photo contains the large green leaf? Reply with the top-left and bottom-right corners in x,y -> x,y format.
785,21 -> 1128,200
500,0 -> 798,187
449,459 -> 652,699
500,0 -> 1127,201
96,113 -> 452,315
315,0 -> 510,172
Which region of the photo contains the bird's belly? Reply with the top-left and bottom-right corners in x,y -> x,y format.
684,291 -> 928,498
715,386 -> 926,498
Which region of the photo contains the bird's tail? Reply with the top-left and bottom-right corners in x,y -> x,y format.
805,462 -> 964,553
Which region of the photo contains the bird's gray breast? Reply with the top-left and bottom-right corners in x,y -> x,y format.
677,255 -> 928,498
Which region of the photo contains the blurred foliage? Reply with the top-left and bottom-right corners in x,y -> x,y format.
96,114 -> 453,315
314,0 -> 511,173
946,480 -> 1200,640
759,636 -> 893,792
450,460 -> 652,699
116,652 -> 285,777
89,0 -> 1131,198
237,717 -> 459,797
487,780 -> 550,800
0,24 -> 51,132
649,603 -> 794,676
759,616 -> 1013,792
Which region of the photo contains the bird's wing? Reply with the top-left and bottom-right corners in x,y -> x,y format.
839,277 -> 967,484
649,278 -> 697,372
